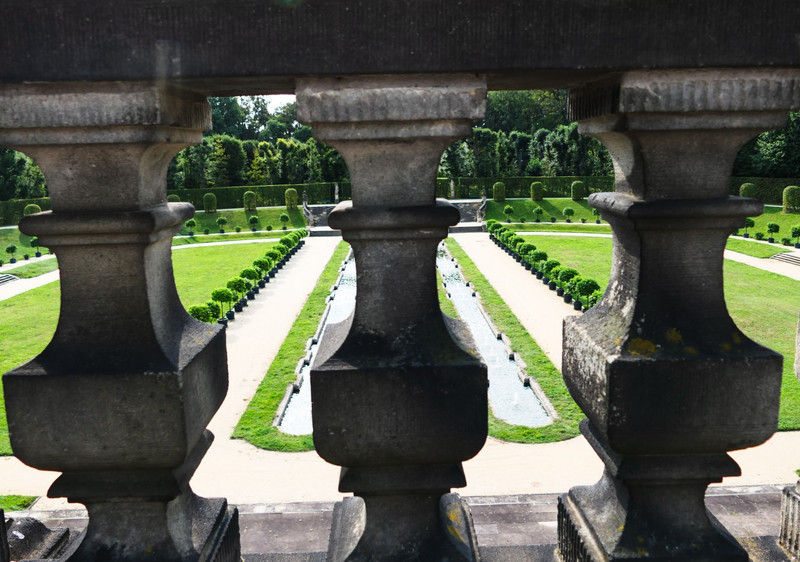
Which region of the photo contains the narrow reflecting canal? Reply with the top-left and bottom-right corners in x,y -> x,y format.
278,245 -> 551,435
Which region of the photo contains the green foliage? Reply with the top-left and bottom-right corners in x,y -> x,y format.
253,257 -> 273,275
203,192 -> 217,213
542,259 -> 560,276
755,232 -> 765,240
185,219 -> 197,232
767,222 -> 780,234
729,177 -> 800,204
570,180 -> 585,202
265,249 -> 281,262
493,181 -> 506,203
539,123 -> 612,177
529,250 -> 548,265
0,197 -> 51,226
562,207 -> 575,220
503,204 -> 513,217
240,267 -> 259,282
530,181 -> 544,201
216,216 -> 228,230
279,213 -> 290,226
783,185 -> 800,213
740,182 -> 757,198
744,217 -> 755,234
226,277 -> 247,298
206,135 -> 247,187
22,204 -> 41,216
243,190 -> 257,212
517,243 -> 536,256
284,187 -> 298,210
211,288 -> 235,311
167,194 -> 180,203
469,128 -> 500,177
557,267 -> 579,288
5,244 -> 17,258
576,278 -> 601,298
0,495 -> 37,512
248,215 -> 259,227
205,301 -> 221,319
188,304 -> 213,323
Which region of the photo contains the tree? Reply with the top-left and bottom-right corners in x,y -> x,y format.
275,138 -> 308,184
744,217 -> 755,235
205,135 -> 247,187
496,133 -> 516,177
216,216 -> 228,232
211,288 -> 235,312
185,219 -> 197,234
208,97 -> 249,138
469,128 -> 499,177
5,244 -> 17,262
479,90 -> 568,134
279,213 -> 290,229
253,257 -> 273,277
562,207 -> 575,222
249,215 -> 259,231
247,141 -> 280,186
240,268 -> 260,284
188,305 -> 213,323
226,277 -> 248,300
0,148 -> 28,200
285,188 -> 298,210
791,225 -> 800,245
243,190 -> 257,212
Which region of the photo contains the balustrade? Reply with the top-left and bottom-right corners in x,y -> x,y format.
0,83 -> 239,561
559,69 -> 800,561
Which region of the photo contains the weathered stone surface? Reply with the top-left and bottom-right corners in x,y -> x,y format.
0,83 -> 236,560
558,69 -> 799,561
2,2 -> 800,91
300,75 -> 487,560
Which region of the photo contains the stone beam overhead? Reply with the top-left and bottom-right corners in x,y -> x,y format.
2,2 -> 800,92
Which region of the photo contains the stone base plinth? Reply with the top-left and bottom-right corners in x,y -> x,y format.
780,484 -> 800,557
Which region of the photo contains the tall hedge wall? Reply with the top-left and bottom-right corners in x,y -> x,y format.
729,177 -> 800,204
168,182 -> 352,209
435,176 -> 615,199
0,197 -> 51,226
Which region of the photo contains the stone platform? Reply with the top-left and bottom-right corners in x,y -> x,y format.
13,486 -> 790,561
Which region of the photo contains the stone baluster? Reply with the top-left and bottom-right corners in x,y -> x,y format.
297,75 -> 487,561
558,69 -> 800,560
0,83 -> 239,561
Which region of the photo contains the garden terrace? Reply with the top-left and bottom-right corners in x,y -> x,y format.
3,2 -> 800,560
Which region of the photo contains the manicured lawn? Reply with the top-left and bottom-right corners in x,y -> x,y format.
3,258 -> 59,278
486,198 -> 606,225
233,242 -> 350,451
502,222 -> 612,234
172,242 -> 279,308
744,206 -> 800,241
0,495 -> 36,512
0,242 -> 294,455
173,231 -> 287,246
532,234 -> 800,431
726,237 -> 789,258
0,229 -> 44,263
178,207 -> 305,235
446,238 -> 583,443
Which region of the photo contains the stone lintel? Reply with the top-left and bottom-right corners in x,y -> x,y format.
570,68 -> 800,122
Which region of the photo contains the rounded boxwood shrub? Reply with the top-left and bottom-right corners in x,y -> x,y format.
533,207 -> 544,221
767,222 -> 780,235
530,181 -> 544,201
243,190 -> 258,212
167,194 -> 180,203
529,250 -> 547,265
739,182 -> 757,199
517,243 -> 536,256
493,182 -> 506,203
203,228 -> 210,235
755,232 -> 764,240
203,192 -> 217,213
562,207 -> 575,222
543,259 -> 561,276
23,203 -> 42,216
784,185 -> 800,213
285,188 -> 298,210
503,205 -> 514,220
205,301 -> 221,319
558,267 -> 579,288
185,218 -> 197,233
188,304 -> 213,323
570,181 -> 585,202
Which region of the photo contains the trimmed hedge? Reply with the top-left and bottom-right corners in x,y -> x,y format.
730,177 -> 800,204
784,185 -> 800,213
0,197 -> 51,226
435,176 -> 614,199
169,182 -> 352,209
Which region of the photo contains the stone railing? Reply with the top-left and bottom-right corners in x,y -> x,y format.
1,66 -> 800,560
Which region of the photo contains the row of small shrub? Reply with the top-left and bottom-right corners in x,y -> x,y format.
187,229 -> 308,324
0,197 -> 51,226
735,218 -> 800,246
168,182 -> 351,210
486,220 -> 603,310
436,176 -> 614,200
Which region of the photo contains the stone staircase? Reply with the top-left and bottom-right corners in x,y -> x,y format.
0,274 -> 18,286
770,252 -> 800,266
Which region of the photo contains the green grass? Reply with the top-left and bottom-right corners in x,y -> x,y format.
725,237 -> 788,258
501,222 -> 612,234
179,207 -> 305,235
745,206 -> 800,240
0,495 -> 37,512
0,242 -> 298,455
530,234 -> 800,431
172,242 -> 278,308
3,258 -> 59,278
0,229 -> 47,263
446,238 -> 583,443
487,198 -> 606,225
233,242 -> 350,451
172,231 -> 289,246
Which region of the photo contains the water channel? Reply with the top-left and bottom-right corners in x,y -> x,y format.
278,245 -> 552,435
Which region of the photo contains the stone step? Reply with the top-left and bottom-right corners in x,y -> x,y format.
0,274 -> 19,286
771,252 -> 800,266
